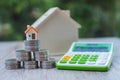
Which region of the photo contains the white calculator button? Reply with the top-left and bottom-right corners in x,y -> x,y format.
86,61 -> 96,65
97,62 -> 106,65
98,59 -> 107,62
97,60 -> 107,65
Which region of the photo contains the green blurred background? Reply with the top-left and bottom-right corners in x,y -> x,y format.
0,0 -> 120,41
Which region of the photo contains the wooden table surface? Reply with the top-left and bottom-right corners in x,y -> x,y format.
0,37 -> 120,80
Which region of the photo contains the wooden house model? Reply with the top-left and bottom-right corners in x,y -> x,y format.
32,7 -> 81,55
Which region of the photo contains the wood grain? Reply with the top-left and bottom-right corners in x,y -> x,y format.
0,38 -> 120,80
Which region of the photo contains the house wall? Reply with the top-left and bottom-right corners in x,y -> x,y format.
37,13 -> 79,54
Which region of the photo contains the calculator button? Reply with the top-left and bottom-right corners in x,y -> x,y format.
81,57 -> 88,60
71,58 -> 78,61
97,62 -> 106,65
98,63 -> 106,65
60,60 -> 67,63
89,59 -> 96,62
80,58 -> 87,61
78,61 -> 86,64
81,56 -> 88,59
97,60 -> 107,65
73,56 -> 80,59
89,55 -> 98,61
90,58 -> 97,60
63,56 -> 71,59
71,54 -> 81,61
62,56 -> 71,61
69,61 -> 76,64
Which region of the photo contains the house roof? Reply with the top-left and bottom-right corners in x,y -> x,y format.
32,7 -> 81,29
25,25 -> 38,34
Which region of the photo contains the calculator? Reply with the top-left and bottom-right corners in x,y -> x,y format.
56,42 -> 113,71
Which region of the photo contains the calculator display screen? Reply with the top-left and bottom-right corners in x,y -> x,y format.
73,44 -> 110,52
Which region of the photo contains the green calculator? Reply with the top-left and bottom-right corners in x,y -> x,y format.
56,42 -> 113,71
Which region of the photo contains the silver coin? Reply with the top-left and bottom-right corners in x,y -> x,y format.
5,63 -> 20,66
24,61 -> 38,65
35,54 -> 48,58
24,65 -> 38,69
16,49 -> 31,54
25,46 -> 40,51
41,61 -> 52,66
5,59 -> 20,65
5,64 -> 21,67
35,49 -> 49,56
5,62 -> 19,65
16,54 -> 31,57
5,64 -> 20,67
24,40 -> 40,51
35,55 -> 49,59
25,46 -> 39,48
16,57 -> 31,61
16,54 -> 30,57
35,57 -> 48,61
24,40 -> 40,46
5,66 -> 20,69
24,42 -> 39,46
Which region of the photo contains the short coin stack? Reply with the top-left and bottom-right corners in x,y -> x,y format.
5,59 -> 21,69
16,50 -> 31,61
24,61 -> 38,69
35,49 -> 49,61
41,61 -> 53,69
24,40 -> 40,51
5,40 -> 56,70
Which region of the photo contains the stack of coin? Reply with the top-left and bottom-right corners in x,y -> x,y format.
24,61 -> 38,69
41,61 -> 53,69
35,49 -> 49,61
5,59 -> 21,70
24,40 -> 40,51
16,50 -> 31,61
